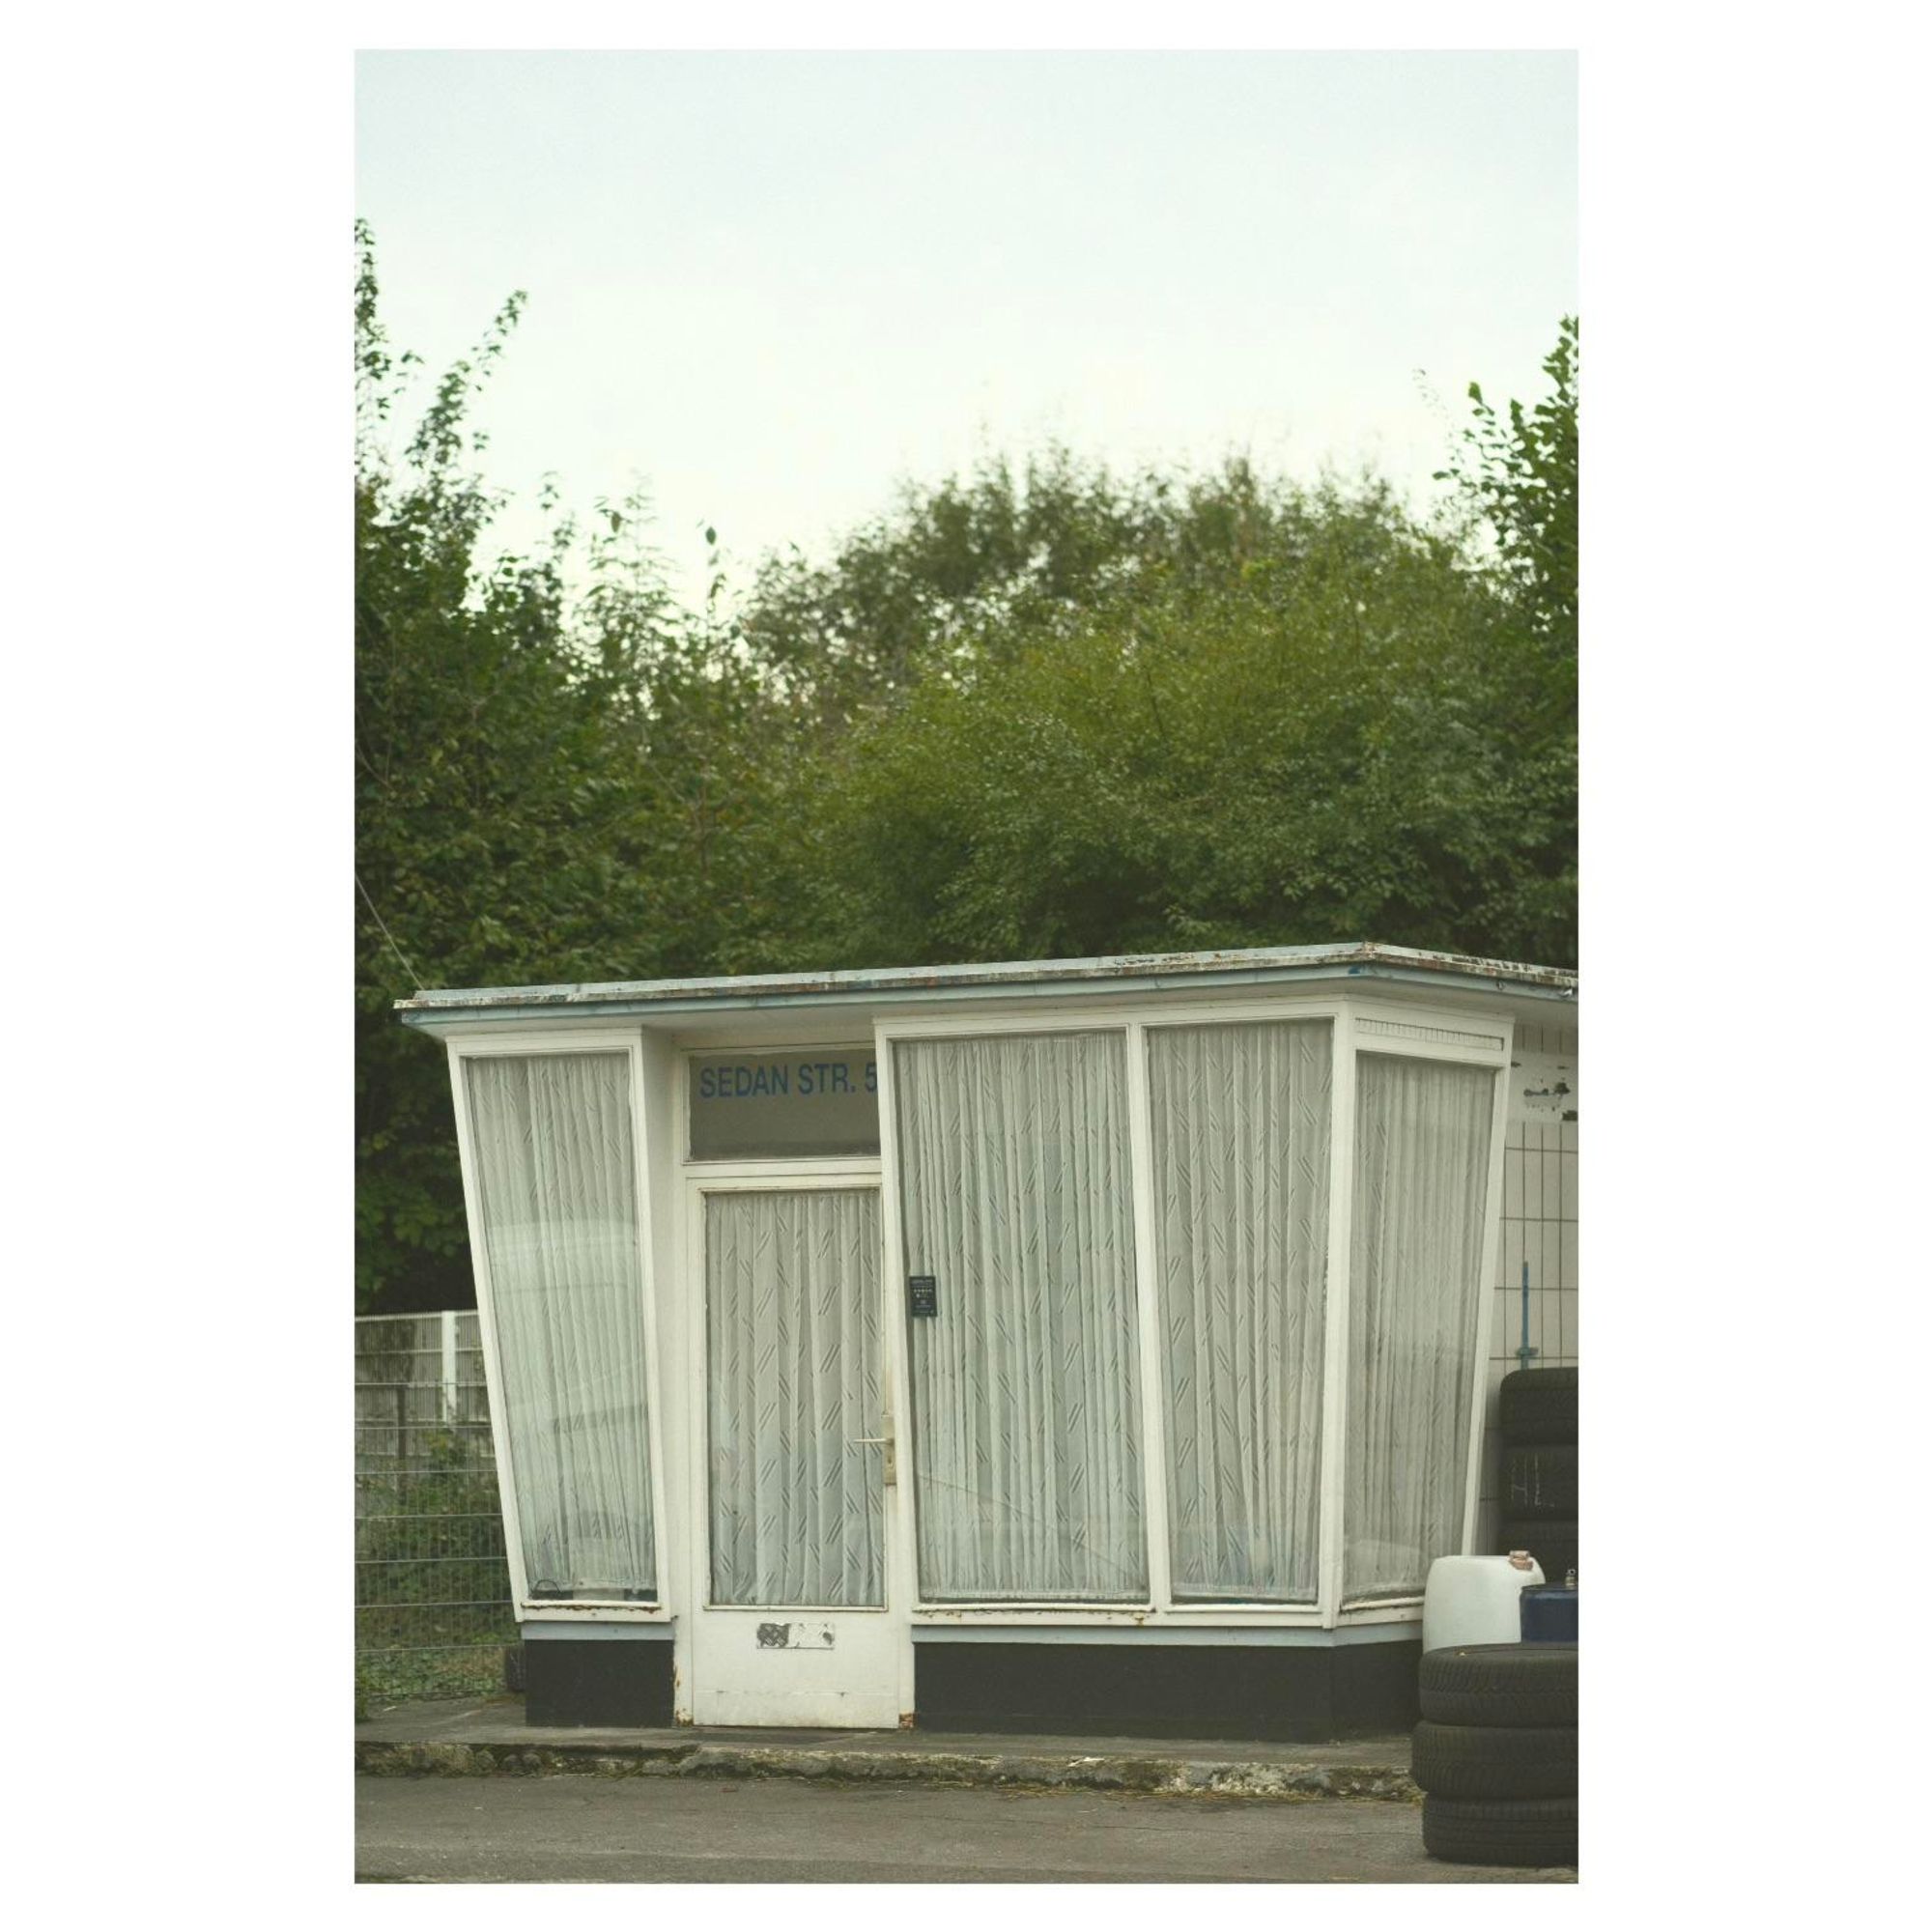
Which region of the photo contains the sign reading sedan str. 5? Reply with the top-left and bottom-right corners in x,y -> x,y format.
688,1047 -> 880,1159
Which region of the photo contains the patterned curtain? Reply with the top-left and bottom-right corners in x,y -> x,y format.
895,1032 -> 1147,1602
1345,1056 -> 1495,1602
1148,1021 -> 1331,1602
465,1053 -> 656,1600
705,1189 -> 884,1606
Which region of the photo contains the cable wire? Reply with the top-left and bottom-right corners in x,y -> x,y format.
355,871 -> 427,994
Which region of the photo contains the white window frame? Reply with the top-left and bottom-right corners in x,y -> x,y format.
665,1037 -> 906,1718
1340,1022 -> 1513,1616
446,1028 -> 673,1625
682,1170 -> 893,1617
443,995 -> 1513,1634
872,992 -> 1513,1631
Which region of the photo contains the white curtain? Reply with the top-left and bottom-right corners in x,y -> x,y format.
1149,1022 -> 1331,1603
895,1033 -> 1147,1602
705,1189 -> 883,1606
465,1053 -> 656,1600
1345,1055 -> 1495,1603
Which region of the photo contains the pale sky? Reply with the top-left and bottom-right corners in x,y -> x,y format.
356,50 -> 1576,606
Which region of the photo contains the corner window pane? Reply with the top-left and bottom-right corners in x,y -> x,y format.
895,1032 -> 1147,1602
1149,1021 -> 1331,1603
465,1052 -> 657,1601
1345,1056 -> 1495,1604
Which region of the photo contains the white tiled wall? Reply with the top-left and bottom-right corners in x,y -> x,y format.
1474,1021 -> 1578,1552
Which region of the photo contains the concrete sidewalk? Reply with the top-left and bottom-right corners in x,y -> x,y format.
357,1696 -> 1417,1802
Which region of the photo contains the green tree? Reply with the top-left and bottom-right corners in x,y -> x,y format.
355,225 -> 821,1310
737,448 -> 1303,732
789,471 -> 1576,971
355,244 -> 1578,1310
355,229 -> 668,1311
1438,315 -> 1577,668
1432,315 -> 1578,927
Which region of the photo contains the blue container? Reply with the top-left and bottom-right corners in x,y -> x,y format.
1520,1585 -> 1578,1643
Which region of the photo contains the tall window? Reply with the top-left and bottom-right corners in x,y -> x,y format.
1345,1056 -> 1496,1603
465,1053 -> 657,1601
895,1032 -> 1147,1602
1148,1021 -> 1332,1603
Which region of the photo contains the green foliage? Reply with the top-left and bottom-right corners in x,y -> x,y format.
737,449 -> 1321,731
1438,315 -> 1578,662
355,225 -> 812,1309
355,1646 -> 507,1719
354,224 -> 1577,1313
1431,315 -> 1577,932
355,1441 -> 514,1714
795,473 -> 1575,970
356,233 -> 657,1310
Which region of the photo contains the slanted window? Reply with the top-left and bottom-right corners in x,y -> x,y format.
465,1052 -> 657,1602
1344,1056 -> 1496,1603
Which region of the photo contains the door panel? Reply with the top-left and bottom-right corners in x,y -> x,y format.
705,1188 -> 883,1606
690,1185 -> 901,1726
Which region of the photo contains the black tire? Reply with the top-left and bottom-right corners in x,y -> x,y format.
502,1642 -> 526,1693
1419,1643 -> 1577,1727
1499,1367 -> 1577,1445
1504,1442 -> 1578,1517
1499,1518 -> 1578,1587
1411,1720 -> 1577,1798
1423,1795 -> 1577,1868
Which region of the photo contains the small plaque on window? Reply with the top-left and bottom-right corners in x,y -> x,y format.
908,1275 -> 938,1318
689,1047 -> 880,1160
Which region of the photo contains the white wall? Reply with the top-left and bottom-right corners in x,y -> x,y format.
1475,1020 -> 1578,1552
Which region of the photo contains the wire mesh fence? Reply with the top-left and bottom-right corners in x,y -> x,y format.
355,1312 -> 516,1704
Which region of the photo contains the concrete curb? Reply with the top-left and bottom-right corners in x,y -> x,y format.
355,1737 -> 1419,1803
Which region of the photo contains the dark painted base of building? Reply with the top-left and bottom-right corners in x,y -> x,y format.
914,1638 -> 1422,1742
525,1636 -> 675,1727
521,1633 -> 1420,1739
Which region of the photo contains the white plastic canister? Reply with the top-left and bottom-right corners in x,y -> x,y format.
1422,1551 -> 1546,1652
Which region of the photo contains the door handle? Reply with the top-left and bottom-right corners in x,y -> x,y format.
851,1437 -> 896,1485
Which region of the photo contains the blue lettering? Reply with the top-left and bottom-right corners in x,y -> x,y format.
699,1055 -> 883,1107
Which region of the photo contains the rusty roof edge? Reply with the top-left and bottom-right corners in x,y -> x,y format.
395,942 -> 1577,1026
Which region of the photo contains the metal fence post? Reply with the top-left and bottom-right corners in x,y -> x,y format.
440,1308 -> 459,1425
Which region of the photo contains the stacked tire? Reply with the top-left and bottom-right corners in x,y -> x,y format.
1498,1366 -> 1577,1585
1414,1644 -> 1577,1868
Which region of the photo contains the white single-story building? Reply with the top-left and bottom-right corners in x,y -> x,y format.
397,941 -> 1578,1738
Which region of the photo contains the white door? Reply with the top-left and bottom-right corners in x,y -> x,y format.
688,1183 -> 904,1726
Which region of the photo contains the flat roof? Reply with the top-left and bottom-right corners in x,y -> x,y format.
396,942 -> 1577,1030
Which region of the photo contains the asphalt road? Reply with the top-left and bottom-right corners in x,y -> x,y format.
355,1775 -> 1577,1884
